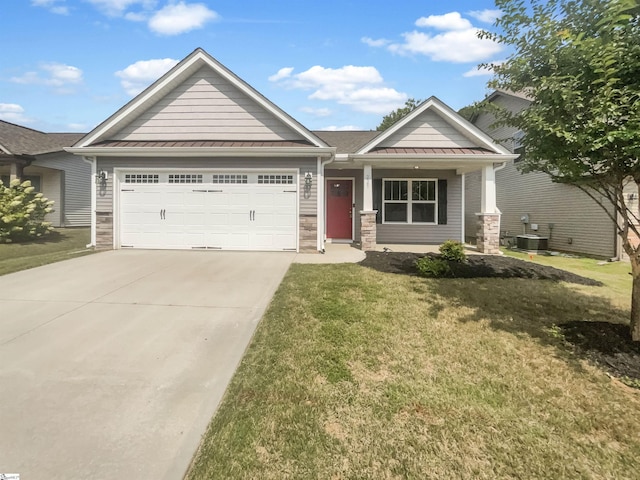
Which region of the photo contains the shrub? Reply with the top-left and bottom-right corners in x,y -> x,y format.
0,178 -> 54,243
415,256 -> 451,278
439,240 -> 466,263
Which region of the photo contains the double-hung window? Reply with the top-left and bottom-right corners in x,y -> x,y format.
382,178 -> 437,224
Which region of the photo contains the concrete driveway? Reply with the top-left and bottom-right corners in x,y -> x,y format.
0,249 -> 294,479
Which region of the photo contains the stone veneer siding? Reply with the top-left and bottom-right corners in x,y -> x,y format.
299,214 -> 318,252
96,211 -> 114,249
477,213 -> 500,254
360,211 -> 378,251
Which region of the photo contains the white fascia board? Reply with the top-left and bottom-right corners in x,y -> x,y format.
355,96 -> 513,156
355,98 -> 437,154
77,49 -> 328,150
65,147 -> 335,158
352,153 -> 519,162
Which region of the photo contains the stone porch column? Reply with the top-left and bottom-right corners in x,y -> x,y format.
360,164 -> 377,250
476,164 -> 501,254
360,210 -> 378,251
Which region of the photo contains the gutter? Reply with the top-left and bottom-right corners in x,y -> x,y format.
82,156 -> 97,248
317,153 -> 337,252
65,147 -> 335,158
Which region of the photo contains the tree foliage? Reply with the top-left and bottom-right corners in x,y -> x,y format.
376,98 -> 422,131
0,179 -> 54,243
482,0 -> 640,339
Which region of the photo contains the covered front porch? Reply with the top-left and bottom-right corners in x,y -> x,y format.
322,161 -> 505,255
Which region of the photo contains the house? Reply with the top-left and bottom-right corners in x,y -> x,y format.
0,121 -> 91,227
67,48 -> 516,253
465,89 -> 630,259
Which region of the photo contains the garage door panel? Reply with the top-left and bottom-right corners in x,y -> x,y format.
119,174 -> 298,251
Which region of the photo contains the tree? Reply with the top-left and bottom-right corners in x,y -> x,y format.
376,98 -> 422,131
481,0 -> 640,340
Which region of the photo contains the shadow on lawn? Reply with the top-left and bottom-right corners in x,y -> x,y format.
428,277 -> 640,385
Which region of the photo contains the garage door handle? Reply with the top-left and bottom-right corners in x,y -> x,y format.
249,210 -> 255,221
160,209 -> 166,220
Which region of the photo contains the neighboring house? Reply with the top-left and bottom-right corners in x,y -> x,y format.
465,89 -> 630,259
67,48 -> 516,253
0,121 -> 91,227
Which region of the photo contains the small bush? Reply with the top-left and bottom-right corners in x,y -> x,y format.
439,240 -> 466,263
415,256 -> 451,278
0,178 -> 54,243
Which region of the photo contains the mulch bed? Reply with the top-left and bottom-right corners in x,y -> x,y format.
359,251 -> 640,387
359,251 -> 602,286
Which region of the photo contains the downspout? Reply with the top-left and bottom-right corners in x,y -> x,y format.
83,156 -> 97,248
317,154 -> 335,252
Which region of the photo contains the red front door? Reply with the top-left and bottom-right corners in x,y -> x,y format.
326,179 -> 353,239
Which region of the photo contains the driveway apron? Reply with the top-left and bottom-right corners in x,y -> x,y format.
0,249 -> 294,479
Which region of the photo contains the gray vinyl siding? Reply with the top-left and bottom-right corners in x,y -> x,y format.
114,67 -> 307,142
95,156 -> 317,216
466,93 -> 617,257
382,110 -> 478,148
34,152 -> 91,227
375,169 -> 462,244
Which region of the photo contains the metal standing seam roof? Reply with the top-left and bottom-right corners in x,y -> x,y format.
89,139 -> 316,148
369,147 -> 496,155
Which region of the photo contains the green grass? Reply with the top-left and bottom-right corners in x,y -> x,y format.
187,255 -> 640,479
0,227 -> 93,276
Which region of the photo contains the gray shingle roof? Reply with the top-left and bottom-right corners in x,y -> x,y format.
0,121 -> 84,156
313,131 -> 380,154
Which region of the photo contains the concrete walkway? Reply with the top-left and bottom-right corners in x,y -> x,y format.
0,250 -> 293,480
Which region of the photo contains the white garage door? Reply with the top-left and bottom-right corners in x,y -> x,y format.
119,172 -> 298,251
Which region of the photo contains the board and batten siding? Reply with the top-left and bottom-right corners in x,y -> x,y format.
381,110 -> 478,149
94,156 -> 318,247
375,169 -> 462,244
467,94 -> 617,258
113,67 -> 307,142
35,152 -> 91,227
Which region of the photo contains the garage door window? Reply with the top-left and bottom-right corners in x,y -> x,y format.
124,174 -> 159,184
212,174 -> 248,184
258,174 -> 294,184
168,174 -> 203,184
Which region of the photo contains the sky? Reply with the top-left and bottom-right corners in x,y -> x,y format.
1,0 -> 508,134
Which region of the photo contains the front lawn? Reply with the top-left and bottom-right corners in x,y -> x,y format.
0,227 -> 93,276
187,256 -> 640,479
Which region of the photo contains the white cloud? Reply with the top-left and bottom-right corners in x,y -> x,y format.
0,104 -> 32,124
148,2 -> 219,35
463,61 -> 504,77
124,11 -> 147,21
388,27 -> 503,63
468,9 -> 502,24
270,65 -> 407,115
361,37 -> 389,47
268,67 -> 294,82
67,122 -> 89,131
321,125 -> 363,131
31,0 -> 69,15
300,107 -> 332,117
86,0 -> 156,17
115,58 -> 179,96
415,12 -> 472,31
366,11 -> 504,64
10,63 -> 83,93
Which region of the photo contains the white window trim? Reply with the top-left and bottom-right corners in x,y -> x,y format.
382,178 -> 438,225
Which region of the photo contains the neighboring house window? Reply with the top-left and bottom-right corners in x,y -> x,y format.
1,174 -> 41,191
382,178 -> 437,224
513,130 -> 525,162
